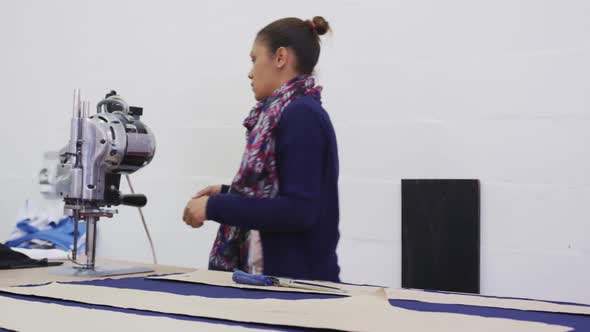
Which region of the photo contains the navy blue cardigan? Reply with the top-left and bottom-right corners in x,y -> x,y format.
206,95 -> 341,282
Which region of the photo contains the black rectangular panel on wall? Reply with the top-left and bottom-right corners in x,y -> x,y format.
402,179 -> 480,294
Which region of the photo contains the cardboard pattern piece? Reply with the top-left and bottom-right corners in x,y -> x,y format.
0,258 -> 194,287
0,294 -> 262,332
0,282 -> 571,332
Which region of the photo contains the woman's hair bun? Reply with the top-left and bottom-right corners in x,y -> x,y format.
311,16 -> 330,36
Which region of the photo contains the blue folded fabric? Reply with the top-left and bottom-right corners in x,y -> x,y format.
5,217 -> 86,253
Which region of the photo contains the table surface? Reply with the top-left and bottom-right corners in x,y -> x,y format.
0,260 -> 588,331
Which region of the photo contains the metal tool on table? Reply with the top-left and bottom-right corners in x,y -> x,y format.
51,89 -> 156,277
232,270 -> 347,294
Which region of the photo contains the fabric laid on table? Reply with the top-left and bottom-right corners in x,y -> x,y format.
0,282 -> 571,332
388,288 -> 590,316
148,269 -> 378,296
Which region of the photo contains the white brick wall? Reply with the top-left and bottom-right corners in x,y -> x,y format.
0,0 -> 588,304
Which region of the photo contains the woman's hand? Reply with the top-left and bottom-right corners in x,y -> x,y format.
183,196 -> 210,228
193,185 -> 223,199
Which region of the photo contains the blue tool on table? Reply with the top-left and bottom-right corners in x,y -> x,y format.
232,270 -> 347,294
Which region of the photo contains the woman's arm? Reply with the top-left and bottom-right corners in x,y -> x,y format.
206,102 -> 325,232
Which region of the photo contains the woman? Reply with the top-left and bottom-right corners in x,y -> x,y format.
183,16 -> 340,282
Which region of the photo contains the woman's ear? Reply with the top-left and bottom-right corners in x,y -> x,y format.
274,46 -> 289,70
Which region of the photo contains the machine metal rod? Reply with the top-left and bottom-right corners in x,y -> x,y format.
85,216 -> 98,269
72,89 -> 81,117
83,100 -> 90,117
72,210 -> 79,260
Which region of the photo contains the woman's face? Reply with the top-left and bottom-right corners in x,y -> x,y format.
248,39 -> 280,101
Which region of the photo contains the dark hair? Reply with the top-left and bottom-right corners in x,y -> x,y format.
257,16 -> 331,75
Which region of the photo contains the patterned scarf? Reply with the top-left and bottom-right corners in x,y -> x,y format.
208,75 -> 322,272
